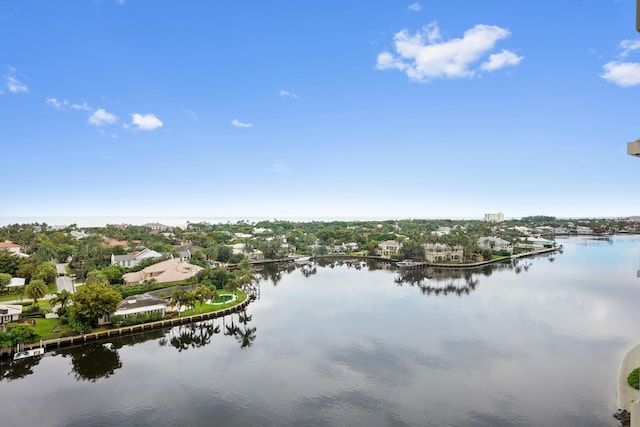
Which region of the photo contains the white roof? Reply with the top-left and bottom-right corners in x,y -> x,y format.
7,277 -> 26,287
0,304 -> 22,316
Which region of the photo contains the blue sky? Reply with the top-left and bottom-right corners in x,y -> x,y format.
1,0 -> 639,221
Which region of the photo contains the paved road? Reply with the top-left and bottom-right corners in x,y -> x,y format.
55,263 -> 75,293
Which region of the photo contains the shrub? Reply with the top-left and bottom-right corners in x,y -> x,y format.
628,367 -> 640,390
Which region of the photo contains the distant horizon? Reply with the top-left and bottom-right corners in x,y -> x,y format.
0,214 -> 633,228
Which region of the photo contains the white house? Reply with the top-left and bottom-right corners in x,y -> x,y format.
477,237 -> 513,253
434,227 -> 451,237
376,240 -> 402,258
0,304 -> 22,325
230,243 -> 264,261
576,226 -> 593,234
114,294 -> 166,319
423,243 -> 464,263
524,237 -> 554,248
70,230 -> 89,239
143,222 -> 171,232
111,248 -> 162,268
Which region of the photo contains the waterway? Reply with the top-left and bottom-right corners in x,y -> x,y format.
1,235 -> 639,426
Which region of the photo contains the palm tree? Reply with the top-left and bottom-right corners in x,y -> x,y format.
25,279 -> 47,306
194,285 -> 212,314
50,289 -> 72,313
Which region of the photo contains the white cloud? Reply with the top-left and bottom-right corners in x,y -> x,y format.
46,97 -> 68,110
46,98 -> 93,112
408,2 -> 421,11
600,61 -> 640,87
376,22 -> 520,82
88,108 -> 118,126
130,113 -> 163,131
279,89 -> 298,99
184,109 -> 198,120
481,49 -> 523,71
4,66 -> 28,93
619,39 -> 640,58
71,102 -> 92,111
231,118 -> 253,128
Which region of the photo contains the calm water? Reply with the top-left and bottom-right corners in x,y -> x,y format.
1,236 -> 639,426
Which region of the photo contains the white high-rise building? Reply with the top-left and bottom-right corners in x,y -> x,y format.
484,212 -> 504,223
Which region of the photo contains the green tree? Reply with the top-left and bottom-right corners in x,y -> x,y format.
85,270 -> 109,287
399,240 -> 424,260
0,324 -> 41,349
0,272 -> 11,291
50,289 -> 73,313
0,251 -> 21,276
34,262 -> 57,286
195,285 -> 212,314
35,240 -> 57,263
100,265 -> 124,285
217,245 -> 232,262
25,278 -> 47,305
69,283 -> 121,331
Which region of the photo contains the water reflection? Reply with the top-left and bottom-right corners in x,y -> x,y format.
61,342 -> 122,382
161,321 -> 221,352
0,355 -> 42,382
223,309 -> 257,349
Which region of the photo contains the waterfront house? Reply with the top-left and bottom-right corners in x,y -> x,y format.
376,240 -> 402,258
576,226 -> 593,234
423,243 -> 464,263
523,237 -> 554,248
477,237 -> 513,253
230,243 -> 265,261
0,304 -> 22,325
114,294 -> 166,319
111,248 -> 162,268
121,258 -> 203,286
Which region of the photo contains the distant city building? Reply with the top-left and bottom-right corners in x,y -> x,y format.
484,212 -> 504,223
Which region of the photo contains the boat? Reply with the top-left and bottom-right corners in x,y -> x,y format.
294,256 -> 312,263
13,347 -> 45,360
396,260 -> 422,268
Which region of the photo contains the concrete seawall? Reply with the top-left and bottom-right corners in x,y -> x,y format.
12,297 -> 253,355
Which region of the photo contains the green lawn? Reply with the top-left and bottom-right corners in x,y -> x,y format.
179,290 -> 247,317
28,318 -> 63,340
